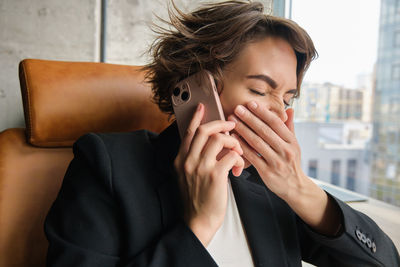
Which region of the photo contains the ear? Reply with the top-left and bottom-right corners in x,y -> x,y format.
285,108 -> 295,133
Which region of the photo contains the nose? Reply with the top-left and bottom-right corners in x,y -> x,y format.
267,100 -> 288,122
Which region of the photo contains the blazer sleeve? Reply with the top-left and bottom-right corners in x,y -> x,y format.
45,133 -> 217,267
297,194 -> 400,267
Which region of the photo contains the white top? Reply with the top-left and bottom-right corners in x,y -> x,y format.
206,179 -> 254,267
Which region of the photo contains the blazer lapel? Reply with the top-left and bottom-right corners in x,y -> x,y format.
152,122 -> 184,228
230,170 -> 288,267
156,177 -> 183,229
152,122 -> 288,265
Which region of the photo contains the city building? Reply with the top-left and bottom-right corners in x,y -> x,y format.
294,82 -> 369,123
293,78 -> 374,196
370,0 -> 400,206
356,72 -> 374,123
295,121 -> 372,196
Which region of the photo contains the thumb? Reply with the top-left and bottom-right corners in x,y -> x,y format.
285,108 -> 295,133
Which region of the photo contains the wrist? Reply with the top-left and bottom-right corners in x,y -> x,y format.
284,172 -> 326,223
285,170 -> 310,206
286,174 -> 342,236
186,216 -> 220,247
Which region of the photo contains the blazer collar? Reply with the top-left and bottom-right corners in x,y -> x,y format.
153,123 -> 288,266
229,170 -> 288,267
153,121 -> 181,178
153,122 -> 184,228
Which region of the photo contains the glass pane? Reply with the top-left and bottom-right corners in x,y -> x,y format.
331,159 -> 341,186
308,159 -> 318,179
292,0 -> 400,207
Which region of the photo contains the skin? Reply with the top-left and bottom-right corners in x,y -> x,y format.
174,36 -> 342,247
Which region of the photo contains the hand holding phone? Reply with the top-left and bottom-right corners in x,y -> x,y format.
172,93 -> 244,248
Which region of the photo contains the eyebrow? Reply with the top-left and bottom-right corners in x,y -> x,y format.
246,74 -> 297,95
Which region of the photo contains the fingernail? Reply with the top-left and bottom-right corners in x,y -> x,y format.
248,101 -> 258,110
227,120 -> 236,127
233,167 -> 243,177
235,105 -> 245,115
238,145 -> 244,155
197,103 -> 203,111
228,115 -> 237,123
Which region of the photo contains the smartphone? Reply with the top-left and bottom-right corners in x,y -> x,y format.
172,70 -> 225,139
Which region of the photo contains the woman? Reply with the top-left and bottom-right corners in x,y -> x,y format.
45,1 -> 400,266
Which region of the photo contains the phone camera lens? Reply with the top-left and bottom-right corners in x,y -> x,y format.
181,91 -> 189,101
173,87 -> 180,96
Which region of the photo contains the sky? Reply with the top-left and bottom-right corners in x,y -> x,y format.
290,0 -> 381,88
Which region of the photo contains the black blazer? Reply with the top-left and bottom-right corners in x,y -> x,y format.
45,123 -> 400,267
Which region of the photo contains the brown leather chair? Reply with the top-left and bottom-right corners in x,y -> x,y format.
0,59 -> 170,267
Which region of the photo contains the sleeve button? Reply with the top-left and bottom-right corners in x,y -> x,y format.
355,229 -> 362,240
361,233 -> 367,243
366,238 -> 372,248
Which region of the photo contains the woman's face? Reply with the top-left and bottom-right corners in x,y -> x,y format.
219,36 -> 298,123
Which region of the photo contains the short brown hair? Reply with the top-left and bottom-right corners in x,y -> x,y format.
143,0 -> 317,116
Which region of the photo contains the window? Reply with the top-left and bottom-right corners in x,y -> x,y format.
338,104 -> 344,119
346,159 -> 357,191
308,159 -> 318,179
394,31 -> 400,47
292,0 -> 400,208
331,160 -> 341,186
397,0 -> 400,15
392,64 -> 400,80
355,104 -> 362,119
345,105 -> 350,119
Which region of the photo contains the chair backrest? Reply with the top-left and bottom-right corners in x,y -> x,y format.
0,59 -> 170,267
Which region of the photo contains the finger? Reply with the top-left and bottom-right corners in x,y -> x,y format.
200,133 -> 243,167
216,150 -> 244,177
244,102 -> 294,143
231,133 -> 265,168
285,108 -> 295,133
228,114 -> 282,158
229,109 -> 284,154
181,103 -> 205,154
188,120 -> 237,162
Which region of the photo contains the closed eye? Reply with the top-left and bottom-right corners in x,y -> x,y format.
250,88 -> 294,109
284,98 -> 294,109
249,89 -> 265,96
283,100 -> 290,108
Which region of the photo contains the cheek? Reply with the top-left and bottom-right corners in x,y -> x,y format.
220,95 -> 235,117
219,87 -> 251,117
